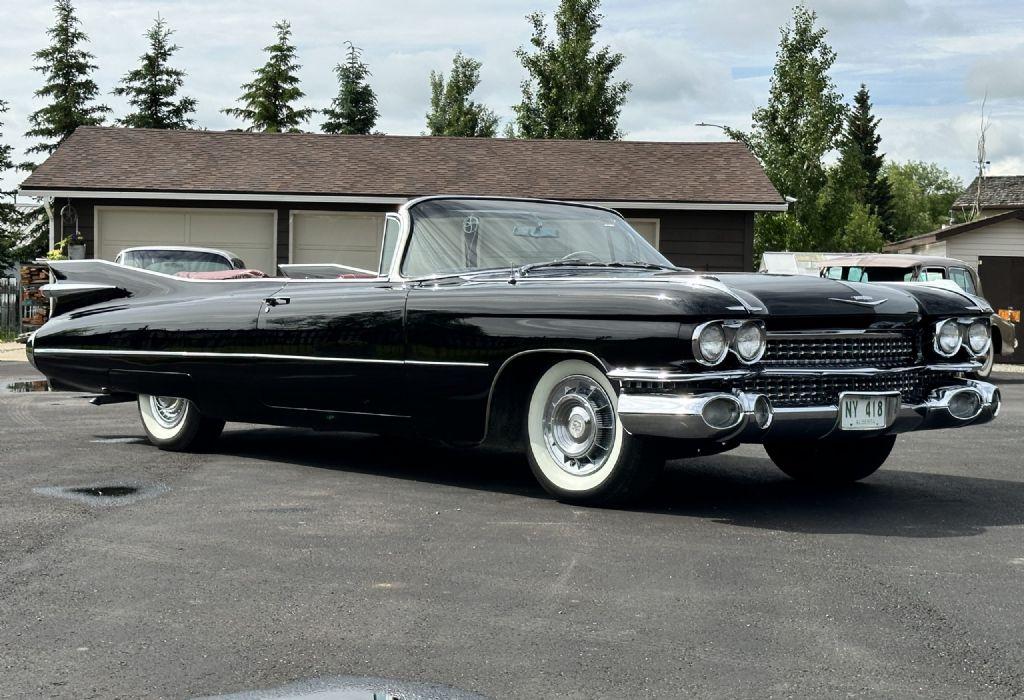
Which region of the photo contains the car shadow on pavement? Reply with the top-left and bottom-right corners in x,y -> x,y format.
648,454 -> 1024,538
214,427 -> 1024,539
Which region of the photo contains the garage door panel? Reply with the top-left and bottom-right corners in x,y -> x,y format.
626,218 -> 659,248
96,207 -> 276,275
97,209 -> 188,261
188,212 -> 276,246
293,212 -> 385,269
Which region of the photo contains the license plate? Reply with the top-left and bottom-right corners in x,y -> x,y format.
839,394 -> 893,431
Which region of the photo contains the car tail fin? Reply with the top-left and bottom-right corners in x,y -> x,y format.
43,260 -> 187,316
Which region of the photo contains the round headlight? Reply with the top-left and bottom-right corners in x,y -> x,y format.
967,321 -> 990,355
734,322 -> 765,363
695,323 -> 728,365
935,319 -> 962,356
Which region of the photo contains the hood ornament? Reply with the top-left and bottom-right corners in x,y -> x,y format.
828,295 -> 887,307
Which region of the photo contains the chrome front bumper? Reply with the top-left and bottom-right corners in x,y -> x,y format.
617,380 -> 1001,442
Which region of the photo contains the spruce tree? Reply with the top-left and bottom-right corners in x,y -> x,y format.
321,43 -> 379,135
114,16 -> 197,129
728,6 -> 845,256
0,101 -> 26,269
511,0 -> 630,140
222,20 -> 315,133
426,53 -> 499,137
25,0 -> 110,155
834,85 -> 894,240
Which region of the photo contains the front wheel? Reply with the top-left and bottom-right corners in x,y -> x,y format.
971,344 -> 995,380
765,435 -> 896,484
138,394 -> 225,451
525,359 -> 664,505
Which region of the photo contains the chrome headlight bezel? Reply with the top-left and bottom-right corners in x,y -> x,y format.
692,321 -> 729,366
933,318 -> 963,357
731,320 -> 767,364
691,319 -> 767,367
966,320 -> 991,356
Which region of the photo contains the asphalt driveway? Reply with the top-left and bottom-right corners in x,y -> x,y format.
1,360 -> 1022,698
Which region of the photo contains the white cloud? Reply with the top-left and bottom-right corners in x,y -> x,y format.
2,0 -> 1024,196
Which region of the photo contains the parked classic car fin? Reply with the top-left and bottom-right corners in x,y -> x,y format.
43,259 -> 191,316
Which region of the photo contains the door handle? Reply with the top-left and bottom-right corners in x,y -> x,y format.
263,297 -> 291,307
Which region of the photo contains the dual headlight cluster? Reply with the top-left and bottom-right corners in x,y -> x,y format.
934,317 -> 991,358
691,320 -> 767,366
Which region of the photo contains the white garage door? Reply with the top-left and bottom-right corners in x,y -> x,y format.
626,218 -> 660,248
291,211 -> 386,271
95,207 -> 277,275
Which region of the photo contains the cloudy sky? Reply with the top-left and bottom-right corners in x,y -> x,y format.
2,0 -> 1022,195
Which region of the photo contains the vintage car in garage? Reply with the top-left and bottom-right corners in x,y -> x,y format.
27,197 -> 1001,505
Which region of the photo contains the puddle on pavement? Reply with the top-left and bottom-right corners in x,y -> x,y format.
198,675 -> 486,700
70,486 -> 139,498
33,482 -> 168,507
3,379 -> 51,393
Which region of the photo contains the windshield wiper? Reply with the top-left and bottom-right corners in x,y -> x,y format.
517,258 -> 606,276
518,259 -> 678,276
605,260 -> 678,270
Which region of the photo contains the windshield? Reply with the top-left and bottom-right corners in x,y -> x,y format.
401,198 -> 672,277
120,249 -> 235,274
823,265 -> 914,282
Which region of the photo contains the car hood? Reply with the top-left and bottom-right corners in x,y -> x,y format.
462,268 -> 983,320
716,273 -> 920,316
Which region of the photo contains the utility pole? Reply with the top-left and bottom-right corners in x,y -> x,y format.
971,94 -> 991,222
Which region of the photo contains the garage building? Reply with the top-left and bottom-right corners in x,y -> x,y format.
19,127 -> 785,273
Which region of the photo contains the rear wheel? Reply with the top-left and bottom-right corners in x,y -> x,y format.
138,394 -> 225,451
765,435 -> 896,484
525,359 -> 664,505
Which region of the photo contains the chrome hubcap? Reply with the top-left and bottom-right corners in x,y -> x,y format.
149,396 -> 186,429
542,375 -> 615,476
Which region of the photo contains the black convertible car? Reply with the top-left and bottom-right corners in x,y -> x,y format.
29,196 -> 1000,504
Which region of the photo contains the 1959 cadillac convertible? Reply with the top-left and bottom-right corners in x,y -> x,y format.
29,196 -> 1001,504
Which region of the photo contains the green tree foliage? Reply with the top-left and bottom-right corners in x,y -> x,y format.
0,101 -> 27,269
884,161 -> 964,239
832,84 -> 894,240
836,202 -> 884,252
24,0 -> 110,155
729,6 -> 845,257
426,53 -> 499,137
321,42 -> 378,135
114,16 -> 197,129
511,0 -> 630,139
222,20 -> 315,132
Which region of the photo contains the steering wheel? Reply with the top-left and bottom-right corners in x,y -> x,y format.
560,251 -> 602,262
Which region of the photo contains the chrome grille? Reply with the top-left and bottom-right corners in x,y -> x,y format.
741,370 -> 926,408
762,334 -> 917,369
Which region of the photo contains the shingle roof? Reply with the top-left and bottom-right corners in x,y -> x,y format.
20,126 -> 784,206
953,176 -> 1024,210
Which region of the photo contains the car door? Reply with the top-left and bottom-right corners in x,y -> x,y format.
255,278 -> 408,418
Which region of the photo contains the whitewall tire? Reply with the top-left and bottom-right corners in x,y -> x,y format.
138,394 -> 225,451
972,344 -> 994,380
525,359 -> 664,504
